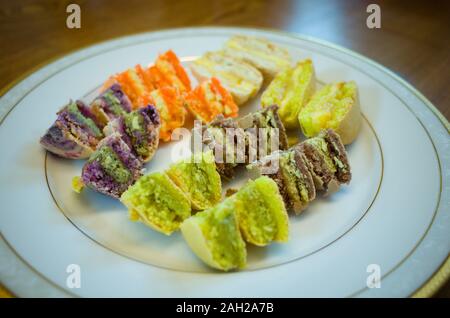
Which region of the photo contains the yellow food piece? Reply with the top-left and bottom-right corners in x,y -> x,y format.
71,176 -> 84,193
261,59 -> 316,128
298,81 -> 358,140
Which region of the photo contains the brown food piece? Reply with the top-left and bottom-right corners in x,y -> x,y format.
321,129 -> 351,184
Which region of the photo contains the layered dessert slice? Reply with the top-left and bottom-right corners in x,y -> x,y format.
180,200 -> 246,271
120,172 -> 191,235
103,50 -> 190,109
261,59 -> 316,128
247,149 -> 316,214
298,81 -> 361,144
166,151 -> 222,211
80,132 -> 143,198
104,104 -> 160,163
149,50 -> 191,93
223,35 -> 292,81
197,115 -> 242,179
190,51 -> 263,105
40,100 -> 104,159
184,77 -> 238,123
237,105 -> 289,161
294,129 -> 351,194
90,83 -> 132,127
148,86 -> 186,142
231,176 -> 289,246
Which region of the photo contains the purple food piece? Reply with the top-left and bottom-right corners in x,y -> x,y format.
107,83 -> 132,113
103,104 -> 161,162
91,84 -> 133,126
40,101 -> 103,159
81,133 -> 143,198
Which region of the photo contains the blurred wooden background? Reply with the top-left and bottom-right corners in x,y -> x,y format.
0,0 -> 448,297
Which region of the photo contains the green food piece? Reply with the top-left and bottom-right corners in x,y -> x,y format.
120,172 -> 191,235
166,151 -> 222,210
124,111 -> 149,158
232,176 -> 289,246
305,137 -> 336,173
90,145 -> 131,183
189,200 -> 247,271
102,91 -> 127,116
67,102 -> 102,137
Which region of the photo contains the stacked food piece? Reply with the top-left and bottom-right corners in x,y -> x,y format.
298,81 -> 361,144
120,151 -> 222,235
181,176 -> 289,271
261,59 -> 316,129
75,105 -> 161,197
104,105 -> 160,162
198,106 -> 289,179
248,129 -> 351,214
184,77 -> 238,123
40,100 -> 105,159
79,133 -> 144,198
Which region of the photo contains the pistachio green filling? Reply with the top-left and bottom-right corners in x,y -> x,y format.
102,91 -> 127,116
67,102 -> 102,137
279,152 -> 301,204
305,137 -> 336,173
167,151 -> 221,210
120,172 -> 191,234
232,177 -> 288,244
124,112 -> 149,158
90,145 -> 131,183
198,201 -> 246,270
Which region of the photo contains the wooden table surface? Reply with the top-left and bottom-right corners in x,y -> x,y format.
0,0 -> 448,297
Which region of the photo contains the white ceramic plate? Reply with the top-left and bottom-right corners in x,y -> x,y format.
0,27 -> 448,298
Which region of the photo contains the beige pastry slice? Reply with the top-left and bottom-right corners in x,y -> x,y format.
223,35 -> 292,81
190,51 -> 263,105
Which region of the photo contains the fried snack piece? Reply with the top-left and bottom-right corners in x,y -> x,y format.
298,81 -> 361,144
181,200 -> 246,271
190,51 -> 263,105
223,35 -> 292,81
184,77 -> 238,123
166,151 -> 222,210
261,59 -> 316,129
120,172 -> 191,235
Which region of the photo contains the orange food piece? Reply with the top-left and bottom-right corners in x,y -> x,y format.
185,77 -> 238,123
102,50 -> 191,111
154,50 -> 191,92
149,86 -> 186,142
